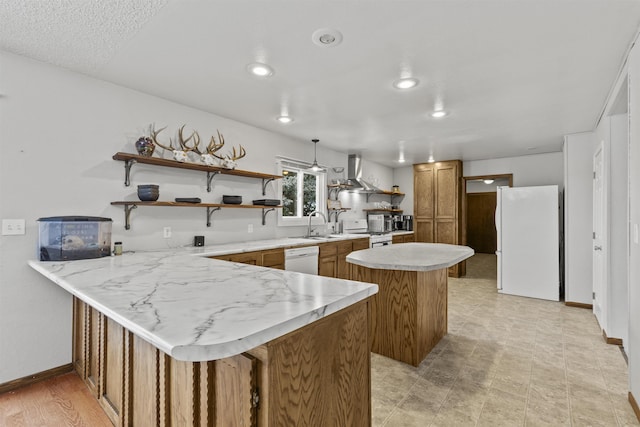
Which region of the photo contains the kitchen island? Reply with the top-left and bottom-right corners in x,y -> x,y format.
29,251 -> 378,426
347,243 -> 473,366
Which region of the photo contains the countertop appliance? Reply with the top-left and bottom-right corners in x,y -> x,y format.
38,216 -> 112,261
342,219 -> 393,248
495,185 -> 560,301
393,215 -> 404,231
402,215 -> 413,231
367,214 -> 385,234
284,246 -> 319,274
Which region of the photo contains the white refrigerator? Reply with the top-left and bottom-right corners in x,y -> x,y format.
495,185 -> 560,301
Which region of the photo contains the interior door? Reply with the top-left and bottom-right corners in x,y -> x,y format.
593,143 -> 606,325
466,192 -> 497,254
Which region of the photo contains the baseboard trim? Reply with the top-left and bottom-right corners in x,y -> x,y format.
630,391 -> 640,422
602,329 -> 624,346
0,363 -> 73,394
564,301 -> 593,309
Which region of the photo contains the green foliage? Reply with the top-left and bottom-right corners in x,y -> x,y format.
302,174 -> 317,216
282,170 -> 318,217
282,173 -> 297,216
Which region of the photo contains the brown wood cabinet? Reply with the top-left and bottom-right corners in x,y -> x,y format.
319,238 -> 369,279
414,161 -> 465,277
392,233 -> 415,244
212,247 -> 285,270
72,296 -> 371,426
352,238 -> 369,252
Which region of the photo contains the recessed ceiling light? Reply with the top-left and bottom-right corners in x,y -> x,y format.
277,116 -> 293,124
247,62 -> 274,77
393,78 -> 419,90
312,28 -> 343,47
431,110 -> 447,118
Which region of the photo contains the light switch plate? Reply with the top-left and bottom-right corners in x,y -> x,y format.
2,219 -> 26,235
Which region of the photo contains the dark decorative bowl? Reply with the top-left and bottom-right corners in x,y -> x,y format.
138,185 -> 159,201
222,195 -> 242,205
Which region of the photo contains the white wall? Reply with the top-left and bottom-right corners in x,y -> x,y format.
463,152 -> 564,188
0,52 -> 393,383
563,132 -> 595,305
627,42 -> 640,405
392,166 -> 414,216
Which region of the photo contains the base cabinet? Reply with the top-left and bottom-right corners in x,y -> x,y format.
319,238 -> 370,279
392,233 -> 415,244
72,296 -> 371,426
212,248 -> 285,270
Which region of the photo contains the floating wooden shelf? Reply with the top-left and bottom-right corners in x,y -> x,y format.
365,190 -> 405,202
378,190 -> 405,197
363,208 -> 403,213
113,152 -> 282,194
110,201 -> 282,229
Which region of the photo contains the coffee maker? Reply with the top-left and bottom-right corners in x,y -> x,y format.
393,215 -> 404,231
402,215 -> 414,231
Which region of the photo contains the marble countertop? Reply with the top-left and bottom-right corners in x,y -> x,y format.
346,243 -> 474,271
182,230 -> 414,257
29,250 -> 378,362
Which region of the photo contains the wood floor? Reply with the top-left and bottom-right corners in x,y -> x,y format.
0,372 -> 111,427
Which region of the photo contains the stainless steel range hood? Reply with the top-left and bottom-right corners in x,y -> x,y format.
347,154 -> 381,192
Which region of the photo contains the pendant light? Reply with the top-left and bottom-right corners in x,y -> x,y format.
309,139 -> 322,171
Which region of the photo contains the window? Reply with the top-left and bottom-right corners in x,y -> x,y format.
277,157 -> 326,226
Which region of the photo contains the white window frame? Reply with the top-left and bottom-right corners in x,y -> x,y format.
276,157 -> 327,227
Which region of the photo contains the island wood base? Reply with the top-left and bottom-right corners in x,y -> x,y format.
351,265 -> 448,367
72,296 -> 371,426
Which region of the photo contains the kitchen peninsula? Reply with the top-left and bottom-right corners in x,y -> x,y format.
29,250 -> 378,427
347,243 -> 474,366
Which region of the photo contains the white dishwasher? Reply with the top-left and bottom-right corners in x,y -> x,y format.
284,246 -> 319,274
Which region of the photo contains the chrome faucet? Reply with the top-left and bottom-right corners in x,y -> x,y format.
307,210 -> 327,237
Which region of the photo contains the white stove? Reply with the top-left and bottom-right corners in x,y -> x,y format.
342,219 -> 393,248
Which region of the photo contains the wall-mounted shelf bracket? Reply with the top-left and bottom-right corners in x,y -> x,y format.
261,208 -> 275,225
123,159 -> 137,187
123,204 -> 137,230
206,171 -> 221,192
206,207 -> 221,227
262,178 -> 276,196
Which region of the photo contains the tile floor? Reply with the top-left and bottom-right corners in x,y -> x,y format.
371,254 -> 639,426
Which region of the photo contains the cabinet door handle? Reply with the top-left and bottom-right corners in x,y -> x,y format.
594,245 -> 602,251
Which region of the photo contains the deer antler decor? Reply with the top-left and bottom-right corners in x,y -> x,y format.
147,123 -> 185,162
208,130 -> 246,169
141,124 -> 246,166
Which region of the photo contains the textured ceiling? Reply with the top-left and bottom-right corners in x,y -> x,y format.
0,0 -> 168,73
2,1 -> 640,167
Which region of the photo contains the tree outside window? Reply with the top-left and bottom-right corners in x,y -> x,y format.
282,169 -> 318,217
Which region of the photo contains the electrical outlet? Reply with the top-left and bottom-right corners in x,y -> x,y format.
248,224 -> 253,233
2,219 -> 25,235
163,227 -> 171,238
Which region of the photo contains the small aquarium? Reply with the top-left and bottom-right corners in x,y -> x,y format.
38,216 -> 113,261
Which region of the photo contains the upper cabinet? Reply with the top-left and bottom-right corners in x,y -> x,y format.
414,160 -> 465,277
